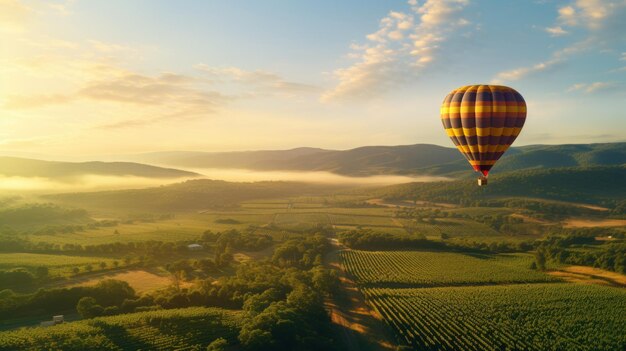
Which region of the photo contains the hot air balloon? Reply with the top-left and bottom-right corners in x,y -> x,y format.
440,85 -> 526,186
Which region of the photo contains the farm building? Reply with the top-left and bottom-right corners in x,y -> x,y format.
187,243 -> 203,251
40,315 -> 64,327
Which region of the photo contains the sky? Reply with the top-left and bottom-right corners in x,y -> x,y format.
0,0 -> 625,158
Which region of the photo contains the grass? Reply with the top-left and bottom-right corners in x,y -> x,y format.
0,253 -> 118,276
65,269 -> 177,293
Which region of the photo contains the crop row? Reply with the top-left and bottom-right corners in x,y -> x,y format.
341,250 -> 558,286
364,284 -> 626,351
0,307 -> 242,351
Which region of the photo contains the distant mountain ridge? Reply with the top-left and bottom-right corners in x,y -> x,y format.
125,142 -> 626,177
0,157 -> 199,179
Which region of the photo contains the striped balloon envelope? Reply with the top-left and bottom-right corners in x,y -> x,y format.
440,85 -> 526,183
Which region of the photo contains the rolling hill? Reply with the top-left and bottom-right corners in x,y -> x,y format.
0,157 -> 199,180
374,165 -> 626,205
125,142 -> 625,177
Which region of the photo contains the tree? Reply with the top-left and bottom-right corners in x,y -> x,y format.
72,267 -> 80,275
85,264 -> 93,272
535,250 -> 547,271
76,297 -> 103,318
206,338 -> 228,351
99,262 -> 107,270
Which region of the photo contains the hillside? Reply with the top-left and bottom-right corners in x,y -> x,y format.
128,144 -> 462,176
126,142 -> 625,177
0,157 -> 199,180
0,307 -> 242,350
46,179 -> 345,212
375,165 -> 626,205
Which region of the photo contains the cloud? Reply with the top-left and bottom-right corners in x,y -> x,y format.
558,5 -> 578,26
557,0 -> 619,30
492,23 -> 603,84
3,31 -> 315,129
551,0 -> 626,41
491,58 -> 561,83
322,0 -> 470,102
545,26 -> 568,36
0,0 -> 31,31
194,64 -> 319,95
5,69 -> 230,126
567,81 -> 614,93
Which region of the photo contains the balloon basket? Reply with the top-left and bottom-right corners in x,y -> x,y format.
477,176 -> 488,186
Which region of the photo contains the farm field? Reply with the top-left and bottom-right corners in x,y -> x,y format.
63,270 -> 178,294
0,307 -> 242,351
364,284 -> 626,351
339,246 -> 626,350
341,250 -> 559,287
0,253 -> 118,276
1,188 -> 624,350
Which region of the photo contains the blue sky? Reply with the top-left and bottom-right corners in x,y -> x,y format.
0,0 -> 624,156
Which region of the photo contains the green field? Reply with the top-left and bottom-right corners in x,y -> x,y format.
0,253 -> 118,276
341,250 -> 559,287
0,307 -> 242,351
364,284 -> 626,351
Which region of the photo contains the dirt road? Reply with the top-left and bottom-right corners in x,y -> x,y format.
325,237 -> 397,351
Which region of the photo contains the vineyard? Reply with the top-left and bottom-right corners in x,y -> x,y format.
341,250 -> 559,286
0,307 -> 242,351
363,284 -> 626,351
396,218 -> 503,238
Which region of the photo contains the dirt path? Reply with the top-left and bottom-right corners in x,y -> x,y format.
325,237 -> 397,351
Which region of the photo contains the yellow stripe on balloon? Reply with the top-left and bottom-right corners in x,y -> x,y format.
486,144 -> 511,153
440,105 -> 526,114
469,160 -> 497,166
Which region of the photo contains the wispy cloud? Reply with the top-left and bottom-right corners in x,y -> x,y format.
194,65 -> 320,96
322,0 -> 470,102
544,26 -> 568,36
3,32 -> 316,129
493,0 -> 625,84
491,58 -> 561,83
491,39 -> 592,83
567,81 -> 614,93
